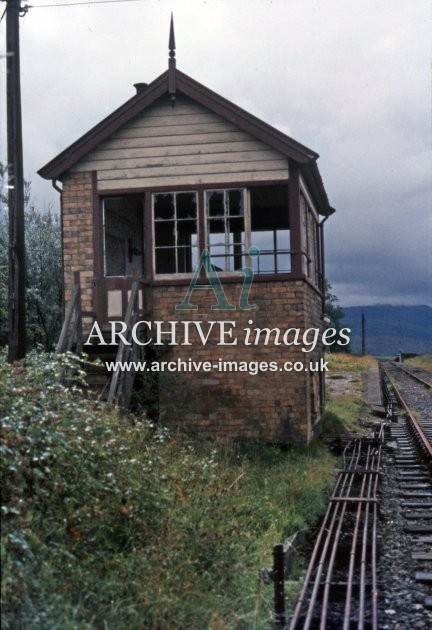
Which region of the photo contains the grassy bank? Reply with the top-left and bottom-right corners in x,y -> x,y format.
405,353 -> 432,373
322,353 -> 376,438
1,351 -> 336,629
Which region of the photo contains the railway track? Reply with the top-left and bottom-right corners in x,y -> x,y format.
381,362 -> 432,468
279,362 -> 432,629
378,362 -> 432,626
389,362 -> 432,390
287,429 -> 384,630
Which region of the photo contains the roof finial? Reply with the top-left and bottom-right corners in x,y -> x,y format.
169,12 -> 176,61
168,12 -> 176,106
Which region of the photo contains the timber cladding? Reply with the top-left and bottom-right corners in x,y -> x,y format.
70,95 -> 289,191
52,59 -> 334,445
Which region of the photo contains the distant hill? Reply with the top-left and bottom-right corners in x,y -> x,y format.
341,305 -> 432,356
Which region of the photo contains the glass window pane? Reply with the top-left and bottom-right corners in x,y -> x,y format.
276,229 -> 290,250
154,193 -> 174,220
209,243 -> 226,259
252,230 -> 274,252
105,233 -> 126,276
104,196 -> 143,277
277,253 -> 291,273
253,252 -> 275,274
209,233 -> 227,249
191,246 -> 199,270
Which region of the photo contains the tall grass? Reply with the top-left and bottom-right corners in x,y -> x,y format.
405,353 -> 432,373
321,353 -> 376,438
1,351 -> 335,629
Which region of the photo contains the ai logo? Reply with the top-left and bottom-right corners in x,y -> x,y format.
175,248 -> 259,311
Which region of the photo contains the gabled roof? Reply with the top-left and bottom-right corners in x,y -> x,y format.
38,67 -> 334,216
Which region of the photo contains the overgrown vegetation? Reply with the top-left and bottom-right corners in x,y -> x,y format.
321,353 -> 376,438
0,171 -> 62,350
405,353 -> 432,374
324,281 -> 350,353
1,351 -> 336,629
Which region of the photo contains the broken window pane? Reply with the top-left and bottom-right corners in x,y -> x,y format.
206,189 -> 245,271
207,191 -> 224,217
154,193 -> 174,220
176,192 -> 197,219
155,221 -> 175,247
250,185 -> 290,274
300,193 -> 319,284
228,189 -> 243,216
155,249 -> 176,274
153,191 -> 198,274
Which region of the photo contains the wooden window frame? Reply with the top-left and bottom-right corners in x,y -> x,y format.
152,190 -> 199,279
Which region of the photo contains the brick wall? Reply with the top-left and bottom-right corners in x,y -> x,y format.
62,172 -> 94,327
150,280 -> 325,444
60,172 -> 325,444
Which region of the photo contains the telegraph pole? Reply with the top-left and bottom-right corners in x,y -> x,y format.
5,0 -> 26,361
361,311 -> 366,355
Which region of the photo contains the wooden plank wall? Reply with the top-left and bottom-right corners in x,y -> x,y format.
71,95 -> 289,190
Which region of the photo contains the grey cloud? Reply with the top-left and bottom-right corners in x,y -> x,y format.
0,0 -> 430,307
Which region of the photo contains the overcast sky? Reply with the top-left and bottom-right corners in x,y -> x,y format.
1,0 -> 430,307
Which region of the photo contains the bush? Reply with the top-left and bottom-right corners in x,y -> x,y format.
0,193 -> 62,351
1,350 -> 335,629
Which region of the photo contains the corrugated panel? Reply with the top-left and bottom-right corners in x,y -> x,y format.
71,95 -> 289,188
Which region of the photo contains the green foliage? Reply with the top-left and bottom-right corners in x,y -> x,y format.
24,206 -> 62,350
322,352 -> 376,438
405,353 -> 432,374
0,184 -> 62,350
322,396 -> 365,438
324,280 -> 350,353
1,351 -> 336,629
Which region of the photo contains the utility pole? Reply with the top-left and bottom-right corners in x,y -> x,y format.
5,0 -> 26,361
361,311 -> 366,355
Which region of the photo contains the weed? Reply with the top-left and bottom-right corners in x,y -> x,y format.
405,353 -> 432,374
1,350 -> 335,629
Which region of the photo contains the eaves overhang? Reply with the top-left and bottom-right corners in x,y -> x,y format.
38,67 -> 334,216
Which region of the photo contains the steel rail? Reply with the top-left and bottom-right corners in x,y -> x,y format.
344,444 -> 380,630
343,446 -> 371,630
348,444 -> 381,630
289,435 -> 382,630
289,441 -> 362,629
319,443 -> 379,630
381,365 -> 432,463
391,362 -> 432,389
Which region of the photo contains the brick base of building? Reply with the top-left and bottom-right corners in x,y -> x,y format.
61,172 -> 326,445
149,280 -> 324,445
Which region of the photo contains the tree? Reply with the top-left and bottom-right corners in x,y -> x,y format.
0,173 -> 62,350
324,280 -> 350,353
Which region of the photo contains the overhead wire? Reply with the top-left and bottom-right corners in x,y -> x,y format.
2,0 -> 146,22
26,0 -> 146,8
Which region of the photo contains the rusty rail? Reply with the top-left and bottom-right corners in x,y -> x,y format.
390,362 -> 432,390
381,364 -> 432,465
286,431 -> 383,629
